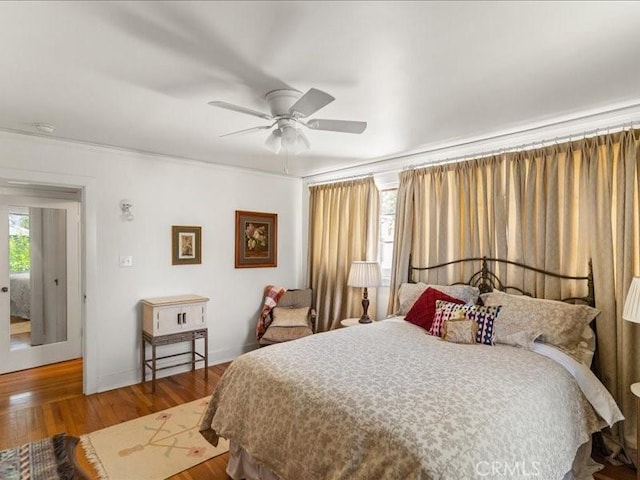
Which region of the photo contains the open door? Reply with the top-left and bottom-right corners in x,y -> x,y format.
0,195 -> 81,374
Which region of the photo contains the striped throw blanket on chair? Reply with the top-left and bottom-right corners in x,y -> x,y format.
256,285 -> 286,340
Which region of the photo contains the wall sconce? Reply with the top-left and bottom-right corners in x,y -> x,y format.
120,199 -> 134,221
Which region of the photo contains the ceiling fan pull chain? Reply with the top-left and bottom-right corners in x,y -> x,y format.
284,152 -> 290,174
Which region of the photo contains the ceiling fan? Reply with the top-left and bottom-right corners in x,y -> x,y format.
209,88 -> 367,154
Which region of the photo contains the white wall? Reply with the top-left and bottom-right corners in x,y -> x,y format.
0,131 -> 303,393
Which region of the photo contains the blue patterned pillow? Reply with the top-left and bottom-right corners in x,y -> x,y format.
430,300 -> 501,346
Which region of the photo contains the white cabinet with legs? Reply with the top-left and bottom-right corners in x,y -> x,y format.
141,294 -> 209,393
142,295 -> 207,336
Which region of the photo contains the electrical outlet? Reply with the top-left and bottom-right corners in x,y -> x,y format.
119,256 -> 133,267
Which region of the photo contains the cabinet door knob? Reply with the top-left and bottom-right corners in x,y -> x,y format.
1,287 -> 7,293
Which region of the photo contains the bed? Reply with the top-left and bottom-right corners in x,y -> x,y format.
200,257 -> 623,480
10,271 -> 30,319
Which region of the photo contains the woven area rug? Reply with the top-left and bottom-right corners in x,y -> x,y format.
0,433 -> 77,480
80,396 -> 229,480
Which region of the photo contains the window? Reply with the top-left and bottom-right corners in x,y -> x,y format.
379,189 -> 397,286
9,213 -> 30,273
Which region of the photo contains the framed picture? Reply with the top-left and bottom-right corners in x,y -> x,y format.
172,225 -> 202,265
235,210 -> 277,268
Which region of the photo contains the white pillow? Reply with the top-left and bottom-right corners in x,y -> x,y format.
397,282 -> 480,314
397,283 -> 428,314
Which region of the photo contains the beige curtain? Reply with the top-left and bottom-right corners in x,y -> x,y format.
389,129 -> 640,455
308,177 -> 380,331
503,145 -> 591,299
388,158 -> 508,313
584,132 -> 640,456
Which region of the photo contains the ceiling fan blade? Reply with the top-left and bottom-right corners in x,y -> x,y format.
305,119 -> 367,134
289,88 -> 335,118
297,129 -> 311,150
208,101 -> 272,121
220,125 -> 272,138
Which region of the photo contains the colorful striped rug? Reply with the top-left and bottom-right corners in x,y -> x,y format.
0,433 -> 78,480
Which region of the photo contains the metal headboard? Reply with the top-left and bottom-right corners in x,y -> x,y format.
408,255 -> 595,307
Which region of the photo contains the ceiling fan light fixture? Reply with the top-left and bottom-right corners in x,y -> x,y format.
281,126 -> 298,147
279,126 -> 309,156
265,129 -> 282,154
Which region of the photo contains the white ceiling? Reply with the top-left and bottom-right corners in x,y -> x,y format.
1,1 -> 639,178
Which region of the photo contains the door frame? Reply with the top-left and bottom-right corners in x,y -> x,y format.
1,195 -> 81,371
0,167 -> 98,394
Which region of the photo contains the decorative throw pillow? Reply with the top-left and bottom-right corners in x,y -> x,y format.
404,287 -> 466,331
481,290 -> 600,358
430,300 -> 500,345
260,325 -> 313,345
442,311 -> 478,344
397,282 -> 480,314
271,307 -> 310,328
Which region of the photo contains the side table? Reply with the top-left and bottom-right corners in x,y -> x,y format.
340,317 -> 376,328
142,328 -> 208,393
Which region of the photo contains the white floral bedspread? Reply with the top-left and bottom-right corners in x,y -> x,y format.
200,320 -> 603,480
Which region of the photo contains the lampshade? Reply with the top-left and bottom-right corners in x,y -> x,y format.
347,261 -> 382,288
623,277 -> 640,323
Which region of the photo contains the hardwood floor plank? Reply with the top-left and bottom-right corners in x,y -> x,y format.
0,358 -> 83,413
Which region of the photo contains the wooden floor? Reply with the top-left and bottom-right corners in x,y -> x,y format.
0,359 -> 232,479
0,359 -> 636,480
594,455 -> 636,480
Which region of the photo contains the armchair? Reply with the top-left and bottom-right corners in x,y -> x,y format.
259,289 -> 316,346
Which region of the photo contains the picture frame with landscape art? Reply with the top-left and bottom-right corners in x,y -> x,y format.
235,210 -> 277,268
172,225 -> 201,265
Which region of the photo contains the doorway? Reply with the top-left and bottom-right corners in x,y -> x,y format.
0,194 -> 81,374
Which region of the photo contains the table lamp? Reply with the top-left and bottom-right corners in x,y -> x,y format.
347,261 -> 382,324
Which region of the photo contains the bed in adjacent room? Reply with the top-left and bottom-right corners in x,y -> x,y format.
10,271 -> 30,319
200,258 -> 622,480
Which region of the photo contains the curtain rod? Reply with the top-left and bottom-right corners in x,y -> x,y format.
303,104 -> 640,182
406,121 -> 639,171
306,173 -> 373,188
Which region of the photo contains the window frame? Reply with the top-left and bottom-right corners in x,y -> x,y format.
378,188 -> 397,287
